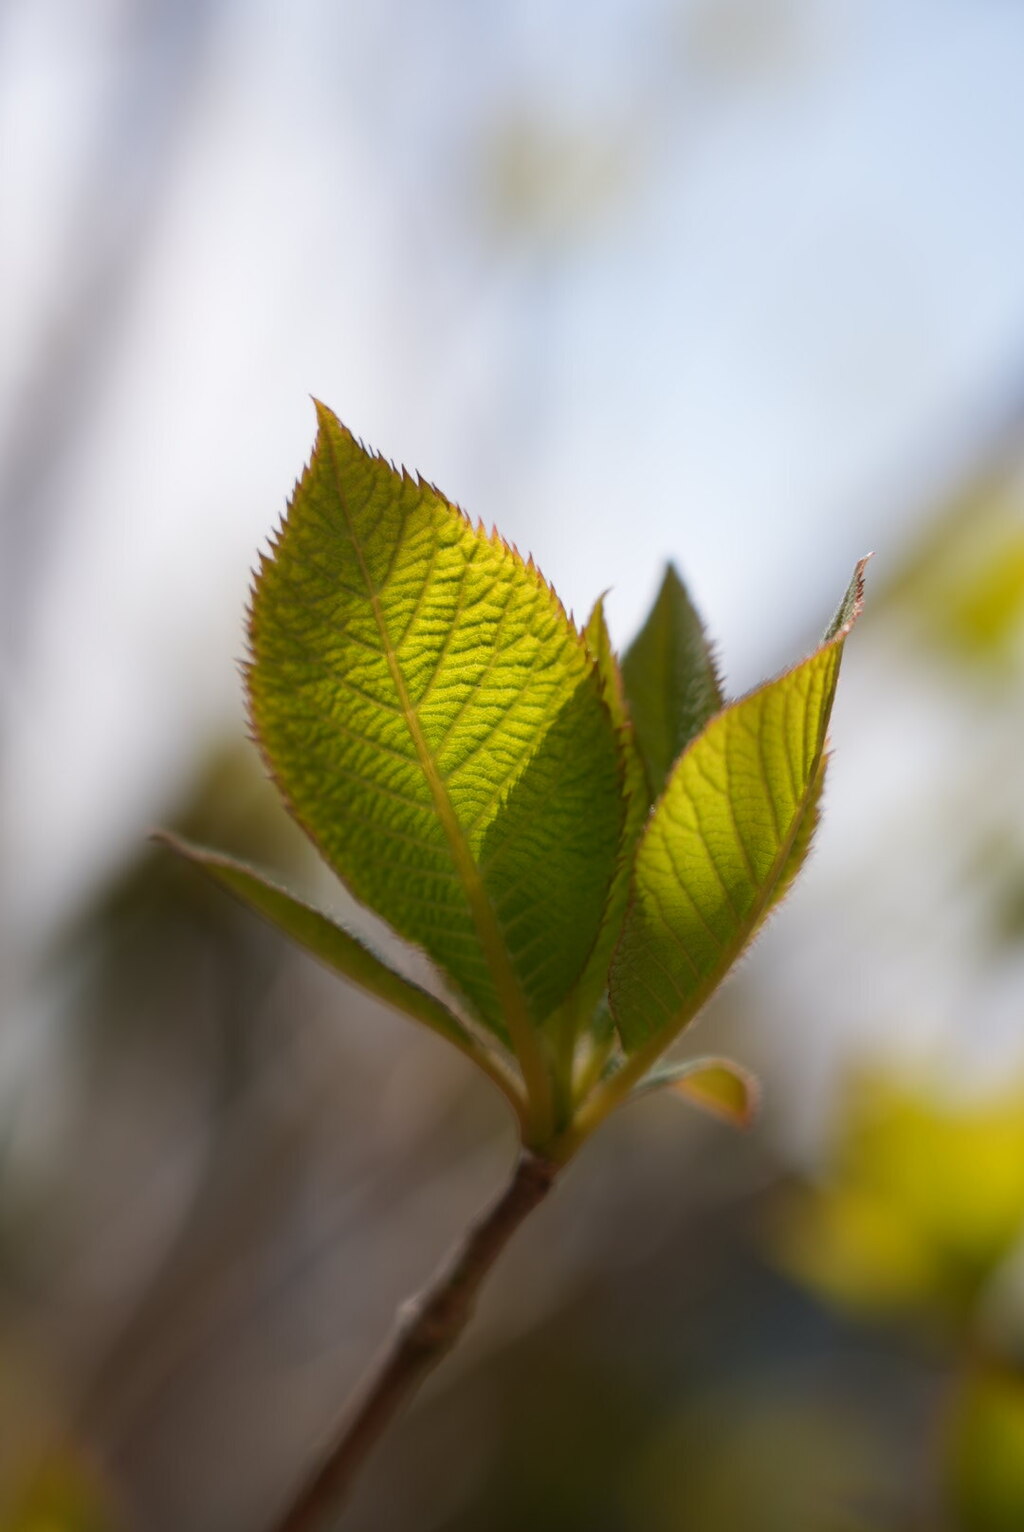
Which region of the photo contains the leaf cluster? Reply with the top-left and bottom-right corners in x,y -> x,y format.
164,405 -> 864,1160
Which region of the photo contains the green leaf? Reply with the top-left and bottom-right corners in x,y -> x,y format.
610,559 -> 867,1057
247,404 -> 624,1117
156,832 -> 473,1049
633,1055 -> 761,1128
621,563 -> 725,801
560,596 -> 650,1030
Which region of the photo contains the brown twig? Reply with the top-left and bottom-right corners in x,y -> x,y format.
270,1150 -> 559,1532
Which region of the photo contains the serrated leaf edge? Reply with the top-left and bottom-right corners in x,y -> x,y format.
243,403 -> 623,1143
547,557 -> 867,1161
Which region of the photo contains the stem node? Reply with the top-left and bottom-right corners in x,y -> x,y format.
271,1149 -> 558,1532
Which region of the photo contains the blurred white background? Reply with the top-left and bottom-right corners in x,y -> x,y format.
6,0 -> 1024,946
5,7 -> 1024,1526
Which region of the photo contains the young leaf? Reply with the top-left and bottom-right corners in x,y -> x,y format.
621,564 -> 724,801
632,1056 -> 761,1129
560,596 -> 650,1031
610,559 -> 867,1058
156,832 -> 472,1049
247,404 -> 624,1096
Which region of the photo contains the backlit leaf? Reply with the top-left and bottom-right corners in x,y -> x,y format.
621,563 -> 724,801
634,1055 -> 761,1128
247,404 -> 624,1073
610,560 -> 866,1056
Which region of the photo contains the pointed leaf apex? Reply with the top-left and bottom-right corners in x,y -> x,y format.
611,559 -> 865,1056
621,559 -> 725,798
824,553 -> 872,643
311,396 -> 336,431
246,407 -> 624,1068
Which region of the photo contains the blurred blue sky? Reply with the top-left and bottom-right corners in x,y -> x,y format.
4,0 -> 1024,946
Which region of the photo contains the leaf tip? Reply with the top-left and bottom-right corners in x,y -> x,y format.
672,1058 -> 761,1130
825,553 -> 872,643
310,395 -> 338,434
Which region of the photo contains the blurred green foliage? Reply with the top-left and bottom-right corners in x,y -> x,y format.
947,1367 -> 1024,1532
1,1450 -> 117,1532
631,1389 -> 885,1532
879,460 -> 1024,678
774,1073 -> 1024,1326
773,1070 -> 1024,1529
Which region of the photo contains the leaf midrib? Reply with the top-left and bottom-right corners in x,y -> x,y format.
319,422 -> 552,1135
587,651 -> 840,1133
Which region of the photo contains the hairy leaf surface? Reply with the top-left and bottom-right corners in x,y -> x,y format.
621,564 -> 724,801
611,560 -> 866,1054
247,404 -> 623,1045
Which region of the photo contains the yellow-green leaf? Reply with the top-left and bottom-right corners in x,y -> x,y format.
156,832 -> 473,1049
621,563 -> 724,801
610,559 -> 866,1056
247,404 -> 624,1087
634,1055 -> 761,1128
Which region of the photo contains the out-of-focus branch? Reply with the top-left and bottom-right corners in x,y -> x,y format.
271,1150 -> 558,1532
